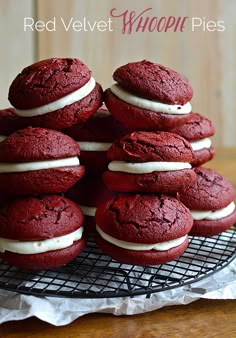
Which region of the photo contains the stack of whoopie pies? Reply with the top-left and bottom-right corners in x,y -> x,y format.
0,58 -> 235,270
0,58 -> 103,270
96,60 -> 236,265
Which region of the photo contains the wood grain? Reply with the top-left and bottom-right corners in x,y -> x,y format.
1,299 -> 236,338
0,0 -> 35,108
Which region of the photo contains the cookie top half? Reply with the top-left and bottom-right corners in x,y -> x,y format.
9,58 -> 92,109
107,131 -> 194,163
113,60 -> 193,104
0,127 -> 80,162
171,112 -> 215,141
0,195 -> 84,240
96,194 -> 193,243
178,167 -> 235,210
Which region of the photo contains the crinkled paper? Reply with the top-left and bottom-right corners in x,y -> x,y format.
0,258 -> 235,326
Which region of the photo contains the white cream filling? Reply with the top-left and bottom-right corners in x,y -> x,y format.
77,141 -> 112,152
190,138 -> 212,151
14,77 -> 96,117
96,225 -> 187,251
110,84 -> 192,115
191,201 -> 235,221
0,135 -> 6,142
79,205 -> 96,217
108,161 -> 191,174
0,156 -> 80,173
0,227 -> 84,255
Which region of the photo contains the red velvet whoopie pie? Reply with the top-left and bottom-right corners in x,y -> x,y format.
0,127 -> 85,196
8,58 -> 103,130
178,167 -> 236,237
171,112 -> 216,166
0,195 -> 86,270
105,60 -> 193,131
95,194 -> 193,266
103,131 -> 196,194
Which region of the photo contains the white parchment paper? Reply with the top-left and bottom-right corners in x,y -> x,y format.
0,258 -> 235,326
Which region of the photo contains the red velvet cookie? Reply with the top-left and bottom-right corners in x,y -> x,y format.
0,195 -> 86,270
65,106 -> 131,174
178,167 -> 236,237
171,112 -> 216,166
104,60 -> 193,130
0,127 -> 85,196
8,58 -> 103,130
67,174 -> 115,233
95,194 -> 193,266
103,131 -> 196,194
0,108 -> 25,137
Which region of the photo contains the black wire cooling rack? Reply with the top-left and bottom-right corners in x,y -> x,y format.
0,229 -> 235,299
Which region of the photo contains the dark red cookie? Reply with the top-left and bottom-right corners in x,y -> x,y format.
113,60 -> 193,104
171,112 -> 216,166
104,60 -> 193,130
0,195 -> 86,270
187,211 -> 236,237
65,106 -> 131,174
95,194 -> 193,266
178,167 -> 236,237
0,108 -> 25,136
8,58 -> 103,130
0,127 -> 85,196
67,174 -> 115,233
103,131 -> 196,194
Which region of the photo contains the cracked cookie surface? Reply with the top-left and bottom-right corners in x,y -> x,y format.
0,195 -> 86,270
96,194 -> 193,243
171,112 -> 215,141
0,127 -> 85,196
104,131 -> 196,194
8,58 -> 103,130
95,193 -> 192,265
107,131 -> 194,162
0,127 -> 81,162
0,195 -> 84,240
9,58 -> 92,109
178,167 -> 235,210
113,60 -> 193,104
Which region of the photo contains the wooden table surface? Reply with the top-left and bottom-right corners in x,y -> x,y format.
1,148 -> 236,338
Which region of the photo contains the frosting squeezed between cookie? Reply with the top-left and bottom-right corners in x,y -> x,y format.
0,227 -> 84,254
190,201 -> 235,220
77,141 -> 112,151
14,77 -> 96,117
110,84 -> 192,115
190,138 -> 212,151
0,156 -> 80,173
108,160 -> 191,174
96,225 -> 187,251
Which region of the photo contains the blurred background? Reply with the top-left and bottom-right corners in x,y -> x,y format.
0,0 -> 235,146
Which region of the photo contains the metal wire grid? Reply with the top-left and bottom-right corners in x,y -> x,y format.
0,229 -> 235,299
